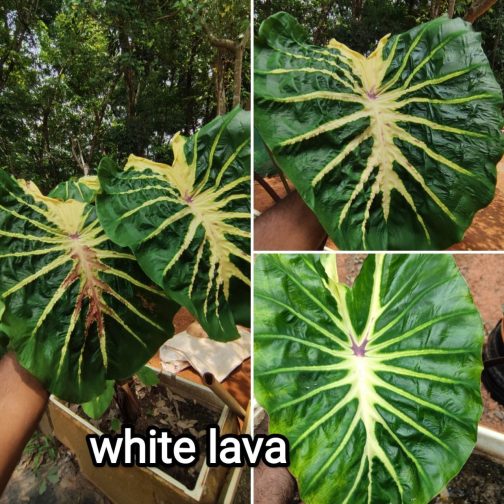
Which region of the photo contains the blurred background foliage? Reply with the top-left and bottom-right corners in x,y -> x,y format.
0,0 -> 250,191
255,0 -> 503,93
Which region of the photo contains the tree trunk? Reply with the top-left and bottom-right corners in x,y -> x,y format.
465,0 -> 498,22
491,30 -> 501,68
195,10 -> 249,115
352,0 -> 364,20
232,45 -> 243,107
117,26 -> 137,119
430,0 -> 441,18
448,0 -> 456,18
71,138 -> 90,175
215,49 -> 227,116
88,75 -> 120,165
232,26 -> 250,108
184,44 -> 196,133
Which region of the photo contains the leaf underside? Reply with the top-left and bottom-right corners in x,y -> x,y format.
97,107 -> 251,342
254,253 -> 483,504
255,13 -> 504,250
0,171 -> 176,403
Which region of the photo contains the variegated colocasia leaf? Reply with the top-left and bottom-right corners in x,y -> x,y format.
97,107 -> 250,341
255,14 -> 504,250
0,170 -> 176,403
255,253 -> 483,504
48,175 -> 100,203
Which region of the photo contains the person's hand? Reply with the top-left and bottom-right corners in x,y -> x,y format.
0,352 -> 49,494
254,191 -> 327,251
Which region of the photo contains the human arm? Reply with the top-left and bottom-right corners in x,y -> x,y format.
0,352 -> 49,494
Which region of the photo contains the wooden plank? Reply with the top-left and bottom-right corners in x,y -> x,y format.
47,372 -> 239,504
218,402 -> 252,504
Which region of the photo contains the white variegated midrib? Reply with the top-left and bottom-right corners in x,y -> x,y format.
256,254 -> 477,503
119,121 -> 251,322
258,21 -> 496,245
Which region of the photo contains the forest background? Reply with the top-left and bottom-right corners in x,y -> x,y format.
0,0 -> 250,191
1,1 -> 501,192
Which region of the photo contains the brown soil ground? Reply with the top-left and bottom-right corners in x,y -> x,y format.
0,432 -> 110,504
430,453 -> 504,504
254,157 -> 504,251
2,429 -> 251,504
73,377 -> 221,490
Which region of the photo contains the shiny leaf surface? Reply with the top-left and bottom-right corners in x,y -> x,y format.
97,108 -> 251,341
255,13 -> 504,250
48,176 -> 99,203
255,253 -> 483,503
0,171 -> 176,402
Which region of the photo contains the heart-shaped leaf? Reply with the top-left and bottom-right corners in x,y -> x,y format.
97,107 -> 251,341
0,171 -> 176,402
255,13 -> 504,250
255,253 -> 483,503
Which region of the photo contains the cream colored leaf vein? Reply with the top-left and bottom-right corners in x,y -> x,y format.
262,26 -> 491,247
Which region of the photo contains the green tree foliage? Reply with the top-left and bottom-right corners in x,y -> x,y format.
254,0 -> 503,88
474,1 -> 504,87
0,0 -> 249,192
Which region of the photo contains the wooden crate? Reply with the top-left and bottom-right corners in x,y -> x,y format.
41,373 -> 241,504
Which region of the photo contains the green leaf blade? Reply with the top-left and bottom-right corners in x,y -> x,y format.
97,108 -> 251,341
82,380 -> 115,419
48,176 -> 99,203
255,13 -> 504,250
136,365 -> 160,387
254,253 -> 483,504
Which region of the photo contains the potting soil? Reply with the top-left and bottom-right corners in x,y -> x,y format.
72,377 -> 221,490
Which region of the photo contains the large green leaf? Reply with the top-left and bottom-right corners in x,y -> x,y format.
0,171 -> 177,403
255,13 -> 504,250
97,107 -> 251,342
255,253 -> 483,504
